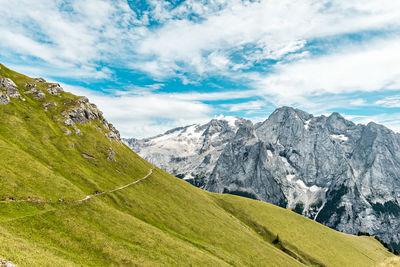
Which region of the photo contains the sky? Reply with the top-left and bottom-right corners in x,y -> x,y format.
1,0 -> 400,137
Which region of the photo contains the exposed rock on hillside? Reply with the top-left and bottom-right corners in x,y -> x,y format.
105,124 -> 121,142
63,96 -> 120,142
24,85 -> 46,100
0,92 -> 10,104
107,147 -> 117,162
0,259 -> 17,267
67,97 -> 104,125
43,102 -> 57,111
47,83 -> 64,95
0,78 -> 20,98
34,77 -> 46,82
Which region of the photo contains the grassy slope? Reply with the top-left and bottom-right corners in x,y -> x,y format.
0,64 -> 395,266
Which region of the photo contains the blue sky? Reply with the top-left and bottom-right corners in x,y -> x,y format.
1,0 -> 400,137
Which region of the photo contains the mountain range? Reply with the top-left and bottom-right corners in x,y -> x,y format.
125,106 -> 400,250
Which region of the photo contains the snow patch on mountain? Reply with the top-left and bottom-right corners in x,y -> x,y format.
330,134 -> 348,142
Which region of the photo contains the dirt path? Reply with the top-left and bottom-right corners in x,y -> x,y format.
76,167 -> 154,202
2,167 -> 154,204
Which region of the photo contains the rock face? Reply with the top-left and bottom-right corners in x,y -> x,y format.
34,77 -> 46,82
123,116 -> 250,187
63,96 -> 120,142
107,147 -> 116,162
0,92 -> 10,104
0,78 -> 20,98
0,259 -> 17,267
43,102 -> 57,111
127,107 -> 400,248
24,83 -> 46,99
66,97 -> 104,125
47,83 -> 63,95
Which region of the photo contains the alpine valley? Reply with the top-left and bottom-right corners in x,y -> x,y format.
125,106 -> 400,251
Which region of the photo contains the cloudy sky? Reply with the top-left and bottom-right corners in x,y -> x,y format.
1,0 -> 400,137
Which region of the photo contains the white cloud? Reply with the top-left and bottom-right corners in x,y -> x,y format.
221,100 -> 266,112
3,0 -> 400,83
134,0 -> 400,77
208,52 -> 231,70
254,37 -> 400,105
375,95 -> 400,108
349,99 -> 368,107
0,0 -> 138,78
167,89 -> 260,101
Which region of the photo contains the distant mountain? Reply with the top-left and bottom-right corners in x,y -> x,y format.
127,106 -> 400,249
123,116 -> 250,187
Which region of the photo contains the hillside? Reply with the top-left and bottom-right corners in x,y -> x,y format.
0,64 -> 396,266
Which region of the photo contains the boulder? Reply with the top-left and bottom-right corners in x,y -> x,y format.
63,98 -> 120,141
63,118 -> 75,127
107,147 -> 117,162
78,96 -> 89,103
0,78 -> 20,98
0,92 -> 10,104
34,77 -> 46,82
25,87 -> 45,100
43,102 -> 57,111
68,102 -> 102,124
24,83 -> 36,89
0,259 -> 16,267
34,90 -> 46,100
105,124 -> 120,141
47,83 -> 63,95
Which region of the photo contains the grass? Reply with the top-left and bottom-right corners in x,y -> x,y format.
0,64 -> 397,266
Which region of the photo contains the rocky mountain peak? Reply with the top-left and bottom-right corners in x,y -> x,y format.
327,112 -> 355,133
268,106 -> 313,122
123,116 -> 248,187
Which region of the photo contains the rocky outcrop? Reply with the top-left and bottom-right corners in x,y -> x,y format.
107,147 -> 116,162
66,97 -> 103,125
24,83 -> 36,89
128,107 -> 400,249
0,78 -> 20,98
47,83 -> 63,95
63,118 -> 74,127
0,259 -> 17,267
105,124 -> 121,142
0,92 -> 10,104
34,77 -> 46,82
24,85 -> 45,100
43,102 -> 57,111
63,96 -> 120,141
